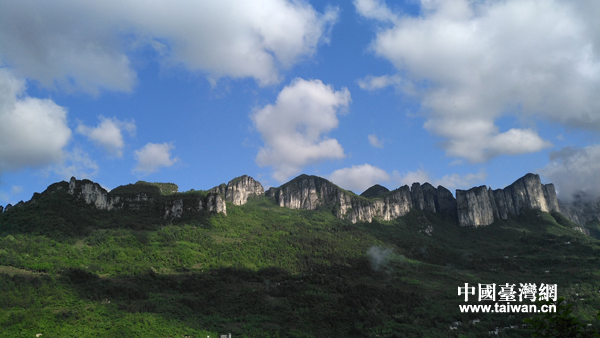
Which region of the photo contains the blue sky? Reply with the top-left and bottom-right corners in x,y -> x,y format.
1,0 -> 600,206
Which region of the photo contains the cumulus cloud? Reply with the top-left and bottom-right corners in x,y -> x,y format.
0,0 -> 338,93
354,0 -> 398,23
252,78 -> 351,182
540,145 -> 600,201
357,0 -> 600,162
0,69 -> 72,173
368,134 -> 384,148
357,74 -> 402,91
329,164 -> 390,192
133,142 -> 179,175
393,168 -> 486,190
77,116 -> 136,157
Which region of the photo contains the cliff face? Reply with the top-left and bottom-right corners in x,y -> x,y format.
265,175 -> 457,223
210,175 -> 264,206
456,173 -> 559,227
0,173 -> 574,230
62,177 -> 227,218
162,192 -> 226,218
61,175 -> 264,218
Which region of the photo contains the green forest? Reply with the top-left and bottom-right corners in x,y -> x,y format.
1,185 -> 599,337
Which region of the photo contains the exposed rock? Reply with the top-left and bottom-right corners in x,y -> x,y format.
457,186 -> 495,227
266,175 -> 340,211
360,184 -> 389,198
266,174 -> 457,224
210,175 -> 264,206
164,199 -> 184,218
437,186 -> 457,218
4,204 -> 12,212
205,193 -> 227,215
573,226 -> 591,236
411,183 -> 425,211
69,177 -> 111,209
457,173 -> 560,227
0,205 -> 3,213
61,177 -> 228,219
420,183 -> 438,214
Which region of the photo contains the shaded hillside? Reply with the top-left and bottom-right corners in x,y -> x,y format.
360,184 -> 390,198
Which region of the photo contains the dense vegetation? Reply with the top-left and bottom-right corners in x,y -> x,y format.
1,188 -> 599,337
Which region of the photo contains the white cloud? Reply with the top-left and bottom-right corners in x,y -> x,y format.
133,142 -> 179,175
48,147 -> 99,180
358,0 -> 600,162
540,145 -> 600,201
10,186 -> 23,195
393,169 -> 431,187
393,168 -> 486,190
0,0 -> 338,93
252,78 -> 351,182
357,74 -> 402,91
77,116 -> 136,157
329,164 -> 390,193
368,134 -> 384,148
425,118 -> 552,162
354,0 -> 398,23
0,68 -> 72,173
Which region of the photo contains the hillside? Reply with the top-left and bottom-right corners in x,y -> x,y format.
0,174 -> 599,337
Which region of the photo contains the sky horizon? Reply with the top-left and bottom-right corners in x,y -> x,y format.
1,0 -> 599,206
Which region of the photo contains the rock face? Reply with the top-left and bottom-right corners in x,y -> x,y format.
265,174 -> 457,223
456,173 -> 559,227
205,193 -> 227,214
2,172 -> 572,230
457,186 -> 495,227
60,177 -> 227,218
210,175 -> 264,206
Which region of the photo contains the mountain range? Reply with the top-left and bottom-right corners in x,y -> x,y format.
1,173 -> 597,235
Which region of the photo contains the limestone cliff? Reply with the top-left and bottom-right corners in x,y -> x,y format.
265,174 -> 457,223
456,186 -> 495,227
210,175 -> 264,206
162,192 -> 227,218
49,177 -> 227,218
456,173 -> 559,227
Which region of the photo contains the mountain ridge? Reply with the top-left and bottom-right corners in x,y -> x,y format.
1,172 -> 596,232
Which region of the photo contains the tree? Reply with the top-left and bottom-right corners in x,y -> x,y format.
524,297 -> 600,337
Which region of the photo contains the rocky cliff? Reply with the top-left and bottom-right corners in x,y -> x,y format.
265,174 -> 457,223
0,176 -> 266,219
0,177 -> 228,219
0,173 -> 581,231
162,192 -> 226,218
456,173 -> 559,227
209,175 -> 264,205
